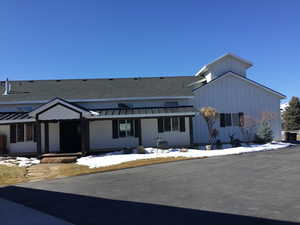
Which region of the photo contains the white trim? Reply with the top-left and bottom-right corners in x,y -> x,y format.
86,112 -> 196,119
0,96 -> 194,105
0,119 -> 35,124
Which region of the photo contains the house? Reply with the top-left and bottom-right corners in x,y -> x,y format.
0,53 -> 285,155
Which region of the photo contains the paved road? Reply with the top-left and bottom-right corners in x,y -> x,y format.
1,146 -> 300,225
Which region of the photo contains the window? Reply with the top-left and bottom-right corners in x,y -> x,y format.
26,124 -> 34,141
10,124 -> 16,143
10,123 -> 35,143
220,113 -> 244,127
112,119 -> 138,138
158,117 -> 185,133
119,120 -> 134,137
164,101 -> 178,107
118,103 -> 133,108
17,124 -> 24,142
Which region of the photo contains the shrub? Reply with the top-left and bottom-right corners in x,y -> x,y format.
136,146 -> 146,154
256,121 -> 273,143
123,148 -> 133,154
215,140 -> 223,149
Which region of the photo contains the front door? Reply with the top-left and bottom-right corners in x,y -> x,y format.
60,121 -> 81,153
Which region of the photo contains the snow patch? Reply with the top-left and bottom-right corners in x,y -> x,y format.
0,157 -> 40,167
77,142 -> 292,169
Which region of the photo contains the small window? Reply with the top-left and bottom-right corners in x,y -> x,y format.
17,124 -> 24,142
164,118 -> 171,131
239,112 -> 244,127
118,103 -> 133,108
225,114 -> 232,127
232,113 -> 240,126
10,124 -> 16,143
119,120 -> 134,137
172,117 -> 179,131
26,123 -> 34,141
164,101 -> 178,107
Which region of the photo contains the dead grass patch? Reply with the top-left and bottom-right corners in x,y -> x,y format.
0,156 -> 205,186
0,165 -> 27,186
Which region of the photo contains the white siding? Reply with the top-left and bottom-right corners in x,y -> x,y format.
141,118 -> 190,147
89,120 -> 139,150
38,105 -> 80,120
0,124 -> 36,153
193,74 -> 282,143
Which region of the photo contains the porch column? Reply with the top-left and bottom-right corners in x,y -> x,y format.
44,122 -> 49,153
36,121 -> 42,155
81,119 -> 90,154
189,117 -> 194,145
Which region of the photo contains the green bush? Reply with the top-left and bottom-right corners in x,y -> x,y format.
256,121 -> 273,143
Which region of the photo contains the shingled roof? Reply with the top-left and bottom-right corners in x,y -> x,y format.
0,76 -> 199,103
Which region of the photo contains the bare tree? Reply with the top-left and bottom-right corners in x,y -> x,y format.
200,107 -> 219,147
240,115 -> 257,145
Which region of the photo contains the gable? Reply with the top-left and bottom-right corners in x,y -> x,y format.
29,98 -> 89,120
37,103 -> 82,120
193,72 -> 285,99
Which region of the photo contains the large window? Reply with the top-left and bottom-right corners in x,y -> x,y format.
158,117 -> 185,133
112,119 -> 141,139
10,123 -> 35,143
220,113 -> 244,127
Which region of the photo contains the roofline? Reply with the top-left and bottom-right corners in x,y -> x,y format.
192,71 -> 286,99
195,53 -> 253,76
0,96 -> 194,105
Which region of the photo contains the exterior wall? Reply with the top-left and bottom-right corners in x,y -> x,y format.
192,74 -> 282,144
208,57 -> 247,79
0,124 -> 36,153
89,120 -> 139,150
141,118 -> 190,147
89,118 -> 190,150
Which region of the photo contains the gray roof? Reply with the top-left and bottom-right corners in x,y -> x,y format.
0,106 -> 196,122
0,76 -> 199,102
92,106 -> 196,118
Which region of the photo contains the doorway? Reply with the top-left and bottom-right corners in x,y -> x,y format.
60,121 -> 81,153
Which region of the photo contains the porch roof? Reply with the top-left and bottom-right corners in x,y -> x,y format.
0,112 -> 33,124
88,106 -> 197,119
0,106 -> 197,124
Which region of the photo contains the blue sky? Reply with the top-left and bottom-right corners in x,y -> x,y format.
0,0 -> 299,101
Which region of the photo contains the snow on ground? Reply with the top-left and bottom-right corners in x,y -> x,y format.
77,142 -> 293,169
0,157 -> 40,167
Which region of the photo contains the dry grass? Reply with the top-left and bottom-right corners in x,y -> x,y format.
0,156 -> 204,186
0,165 -> 27,186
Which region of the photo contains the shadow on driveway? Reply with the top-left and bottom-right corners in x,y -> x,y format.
0,186 -> 299,225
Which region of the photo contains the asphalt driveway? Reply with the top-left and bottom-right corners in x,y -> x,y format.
1,145 -> 300,225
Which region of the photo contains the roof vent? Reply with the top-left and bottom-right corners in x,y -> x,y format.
109,78 -> 114,80
28,80 -> 34,83
56,80 -> 61,82
159,77 -> 165,79
2,78 -> 11,96
82,79 -> 87,82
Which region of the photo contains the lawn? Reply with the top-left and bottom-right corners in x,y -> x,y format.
0,156 -> 199,186
0,165 -> 27,186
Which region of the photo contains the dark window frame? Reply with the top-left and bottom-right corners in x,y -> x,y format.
157,117 -> 186,133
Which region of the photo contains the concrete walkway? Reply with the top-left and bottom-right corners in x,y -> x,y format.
0,198 -> 74,225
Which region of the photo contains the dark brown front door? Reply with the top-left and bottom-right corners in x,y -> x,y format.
60,121 -> 81,153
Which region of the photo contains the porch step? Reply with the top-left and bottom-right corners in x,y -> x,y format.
41,152 -> 82,158
40,156 -> 78,164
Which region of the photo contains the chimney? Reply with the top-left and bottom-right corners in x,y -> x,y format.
3,78 -> 9,96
